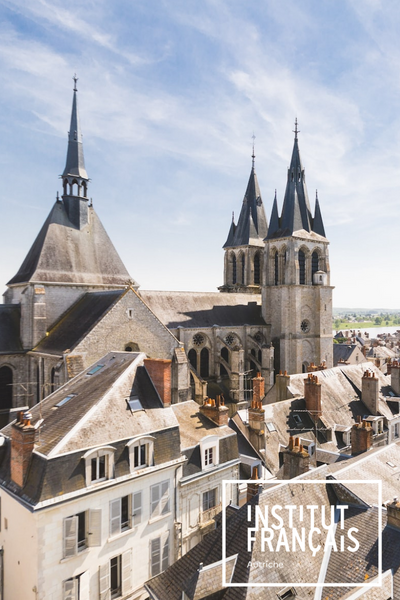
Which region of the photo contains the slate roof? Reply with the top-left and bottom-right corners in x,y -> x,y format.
7,201 -> 134,287
33,289 -> 125,355
333,343 -> 365,366
139,291 -> 266,329
0,352 -> 181,506
266,130 -> 327,241
223,164 -> 268,248
0,305 -> 23,354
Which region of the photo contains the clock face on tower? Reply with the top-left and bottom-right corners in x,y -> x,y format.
301,319 -> 310,333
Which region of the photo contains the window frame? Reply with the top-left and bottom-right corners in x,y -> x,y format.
83,446 -> 115,487
127,436 -> 155,472
150,531 -> 170,578
200,435 -> 219,470
63,509 -> 101,559
150,480 -> 170,520
202,488 -> 217,512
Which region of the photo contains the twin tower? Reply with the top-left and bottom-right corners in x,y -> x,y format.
220,122 -> 333,375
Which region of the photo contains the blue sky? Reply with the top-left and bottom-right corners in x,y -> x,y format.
1,0 -> 400,308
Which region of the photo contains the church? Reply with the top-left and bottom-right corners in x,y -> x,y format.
0,84 -> 333,418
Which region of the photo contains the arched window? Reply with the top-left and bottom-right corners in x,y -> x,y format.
274,251 -> 279,285
241,254 -> 245,284
200,348 -> 209,378
221,347 -> 229,365
298,250 -> 306,285
0,366 -> 13,409
312,251 -> 319,281
63,178 -> 68,195
188,349 -> 197,371
254,253 -> 260,285
232,254 -> 237,284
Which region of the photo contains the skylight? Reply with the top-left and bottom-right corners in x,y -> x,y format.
87,364 -> 104,376
126,397 -> 143,412
55,394 -> 76,408
293,414 -> 302,425
266,422 -> 276,432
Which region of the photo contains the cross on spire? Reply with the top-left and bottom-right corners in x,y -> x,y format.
293,118 -> 300,140
73,74 -> 78,92
251,133 -> 256,168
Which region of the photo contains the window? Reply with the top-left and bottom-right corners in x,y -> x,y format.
99,551 -> 132,600
87,364 -> 104,376
204,447 -> 214,466
394,424 -> 399,439
298,250 -> 306,285
63,510 -> 101,558
150,481 -> 170,519
83,447 -> 115,486
254,253 -> 260,285
232,253 -> 237,284
150,532 -> 170,577
312,251 -> 319,280
200,347 -> 209,378
110,496 -> 131,536
293,414 -> 302,425
0,366 -> 13,409
127,308 -> 134,319
127,436 -> 154,472
188,348 -> 197,370
274,251 -> 279,285
203,488 -> 217,512
241,253 -> 245,284
55,394 -> 76,408
63,572 -> 90,600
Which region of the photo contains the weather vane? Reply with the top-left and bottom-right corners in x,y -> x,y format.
73,74 -> 78,92
252,132 -> 256,167
293,118 -> 300,139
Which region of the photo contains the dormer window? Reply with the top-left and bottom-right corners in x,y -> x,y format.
127,436 -> 155,472
83,447 -> 115,486
200,435 -> 219,470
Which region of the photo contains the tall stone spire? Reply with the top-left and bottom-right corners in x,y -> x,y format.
267,121 -> 326,240
62,75 -> 88,182
223,155 -> 268,248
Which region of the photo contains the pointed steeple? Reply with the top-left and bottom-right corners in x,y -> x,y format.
223,154 -> 268,248
62,75 -> 88,181
312,191 -> 326,237
267,120 -> 313,239
267,191 -> 280,239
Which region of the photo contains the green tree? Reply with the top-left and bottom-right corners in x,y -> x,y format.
375,316 -> 382,325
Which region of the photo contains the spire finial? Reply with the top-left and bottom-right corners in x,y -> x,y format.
293,118 -> 300,140
232,211 -> 234,223
274,189 -> 277,200
73,74 -> 78,92
316,189 -> 318,201
251,132 -> 256,168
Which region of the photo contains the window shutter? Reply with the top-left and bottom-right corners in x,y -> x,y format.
161,481 -> 170,515
162,531 -> 170,572
121,549 -> 132,595
150,537 -> 161,577
132,491 -> 142,526
79,571 -> 90,600
99,564 -> 110,600
63,516 -> 78,558
63,579 -> 77,600
88,509 -> 102,547
151,484 -> 160,517
110,499 -> 121,537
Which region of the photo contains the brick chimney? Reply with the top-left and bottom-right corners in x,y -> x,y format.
199,396 -> 229,426
282,436 -> 310,479
11,411 -> 36,488
304,374 -> 322,421
144,358 -> 172,406
252,373 -> 265,404
351,416 -> 373,455
246,466 -> 260,502
276,371 -> 291,402
390,361 -> 400,396
248,398 -> 265,452
386,497 -> 400,529
361,369 -> 379,415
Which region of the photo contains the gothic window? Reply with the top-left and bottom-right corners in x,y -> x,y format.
221,347 -> 229,365
298,250 -> 306,285
241,254 -> 245,284
231,253 -> 237,284
188,349 -> 197,371
254,253 -> 260,285
200,348 -> 209,378
192,333 -> 205,347
225,334 -> 235,347
71,180 -> 78,196
82,181 -> 87,197
274,251 -> 279,285
312,251 -> 319,281
0,367 -> 12,409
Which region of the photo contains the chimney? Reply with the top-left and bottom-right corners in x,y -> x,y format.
276,370 -> 291,402
282,436 -> 310,479
11,411 -> 36,488
246,466 -> 260,502
144,358 -> 172,406
361,369 -> 379,415
252,373 -> 265,404
387,497 -> 400,530
199,396 -> 229,427
304,374 -> 322,421
390,361 -> 400,396
351,417 -> 373,455
248,398 -> 265,452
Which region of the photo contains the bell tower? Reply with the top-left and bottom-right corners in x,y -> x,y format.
262,121 -> 333,374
